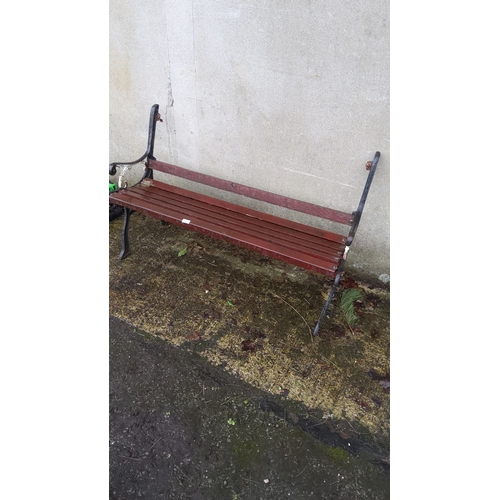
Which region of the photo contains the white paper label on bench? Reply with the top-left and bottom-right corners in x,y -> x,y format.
182,219 -> 191,224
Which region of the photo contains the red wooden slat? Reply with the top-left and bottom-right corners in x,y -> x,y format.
110,185 -> 342,276
122,186 -> 344,262
136,179 -> 347,245
127,184 -> 346,259
113,195 -> 340,275
113,186 -> 343,265
120,181 -> 346,254
149,160 -> 354,226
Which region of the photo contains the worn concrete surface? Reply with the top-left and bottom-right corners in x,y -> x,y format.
109,211 -> 390,498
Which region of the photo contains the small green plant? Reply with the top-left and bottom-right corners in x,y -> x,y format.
178,247 -> 188,257
227,418 -> 236,426
340,288 -> 363,326
326,446 -> 349,464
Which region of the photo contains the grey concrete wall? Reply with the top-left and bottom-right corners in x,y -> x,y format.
110,0 -> 389,280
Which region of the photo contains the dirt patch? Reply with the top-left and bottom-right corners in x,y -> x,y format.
109,213 -> 390,450
110,316 -> 389,499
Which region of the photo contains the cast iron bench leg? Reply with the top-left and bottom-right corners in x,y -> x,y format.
312,265 -> 344,336
119,208 -> 133,260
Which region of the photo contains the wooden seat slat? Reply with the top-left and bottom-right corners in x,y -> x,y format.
110,183 -> 342,276
119,182 -> 346,260
146,180 -> 348,245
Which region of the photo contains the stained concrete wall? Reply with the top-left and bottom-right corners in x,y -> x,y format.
109,0 -> 389,280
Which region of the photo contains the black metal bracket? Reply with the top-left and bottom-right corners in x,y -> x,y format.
345,151 -> 380,246
109,104 -> 161,179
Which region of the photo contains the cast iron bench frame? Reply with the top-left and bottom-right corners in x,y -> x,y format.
109,104 -> 380,335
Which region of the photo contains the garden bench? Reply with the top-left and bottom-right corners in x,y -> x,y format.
109,104 -> 380,335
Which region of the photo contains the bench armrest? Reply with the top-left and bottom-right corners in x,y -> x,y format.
109,104 -> 162,176
109,154 -> 148,176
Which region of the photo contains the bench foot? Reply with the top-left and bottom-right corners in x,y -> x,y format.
119,208 -> 133,260
313,271 -> 342,336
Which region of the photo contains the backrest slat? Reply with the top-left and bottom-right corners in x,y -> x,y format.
150,160 -> 354,226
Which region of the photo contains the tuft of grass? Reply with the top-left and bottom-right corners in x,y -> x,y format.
340,288 -> 363,326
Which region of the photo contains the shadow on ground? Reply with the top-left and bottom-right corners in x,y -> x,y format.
109,213 -> 390,499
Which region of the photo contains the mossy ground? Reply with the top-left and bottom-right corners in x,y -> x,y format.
109,213 -> 390,450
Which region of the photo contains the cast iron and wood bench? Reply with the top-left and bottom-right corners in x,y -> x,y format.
109,104 -> 380,335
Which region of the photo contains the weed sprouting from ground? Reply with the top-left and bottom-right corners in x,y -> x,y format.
340,288 -> 364,326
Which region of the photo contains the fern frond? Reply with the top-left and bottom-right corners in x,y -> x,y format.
340,288 -> 363,326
